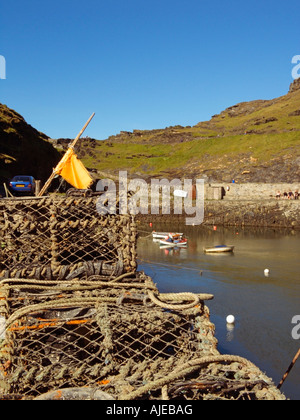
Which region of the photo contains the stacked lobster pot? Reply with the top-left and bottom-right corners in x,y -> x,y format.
0,196 -> 286,400
0,196 -> 137,280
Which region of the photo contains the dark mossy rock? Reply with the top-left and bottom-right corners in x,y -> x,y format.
0,103 -> 61,183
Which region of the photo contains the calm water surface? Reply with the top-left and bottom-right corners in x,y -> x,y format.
137,223 -> 300,400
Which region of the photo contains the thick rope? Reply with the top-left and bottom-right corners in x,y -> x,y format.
5,297 -> 116,329
147,290 -> 213,310
121,355 -> 258,400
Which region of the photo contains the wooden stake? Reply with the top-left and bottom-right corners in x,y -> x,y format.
38,113 -> 95,197
277,348 -> 300,390
3,183 -> 13,198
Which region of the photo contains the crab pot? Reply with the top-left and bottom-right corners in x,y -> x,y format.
0,196 -> 137,281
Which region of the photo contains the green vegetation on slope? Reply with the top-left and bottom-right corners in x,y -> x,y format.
79,80 -> 300,182
1,79 -> 299,185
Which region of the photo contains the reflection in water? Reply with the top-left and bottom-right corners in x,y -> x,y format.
226,323 -> 235,342
137,223 -> 300,400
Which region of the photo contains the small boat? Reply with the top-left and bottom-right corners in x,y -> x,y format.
204,245 -> 234,253
152,231 -> 183,239
160,238 -> 188,247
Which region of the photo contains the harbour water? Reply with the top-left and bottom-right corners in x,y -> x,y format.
137,223 -> 300,400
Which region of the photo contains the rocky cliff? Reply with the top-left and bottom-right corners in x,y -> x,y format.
0,104 -> 61,183
289,78 -> 300,94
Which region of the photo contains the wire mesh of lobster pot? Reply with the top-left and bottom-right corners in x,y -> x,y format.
0,273 -> 285,401
0,196 -> 137,281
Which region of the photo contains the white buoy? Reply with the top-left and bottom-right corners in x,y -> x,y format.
264,269 -> 270,277
226,315 -> 235,324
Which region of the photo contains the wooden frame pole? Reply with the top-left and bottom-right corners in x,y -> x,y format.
38,113 -> 95,197
277,348 -> 300,390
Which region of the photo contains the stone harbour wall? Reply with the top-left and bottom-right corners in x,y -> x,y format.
203,199 -> 300,229
208,183 -> 300,201
137,199 -> 300,230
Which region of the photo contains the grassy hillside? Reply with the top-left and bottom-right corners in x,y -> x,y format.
0,104 -> 61,183
4,80 -> 297,186
77,79 -> 300,183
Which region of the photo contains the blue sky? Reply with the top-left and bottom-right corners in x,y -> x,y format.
1,0 -> 299,139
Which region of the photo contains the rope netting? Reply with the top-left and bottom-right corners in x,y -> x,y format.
0,196 -> 137,280
0,273 -> 285,400
0,196 -> 285,400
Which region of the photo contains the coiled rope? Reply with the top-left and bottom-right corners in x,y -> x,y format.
121,355 -> 258,400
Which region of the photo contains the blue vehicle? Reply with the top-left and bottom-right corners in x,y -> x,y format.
9,175 -> 36,196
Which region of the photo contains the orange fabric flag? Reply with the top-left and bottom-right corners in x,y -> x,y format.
56,149 -> 93,189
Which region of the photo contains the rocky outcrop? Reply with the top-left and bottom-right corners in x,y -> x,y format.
289,78 -> 300,93
0,103 -> 61,183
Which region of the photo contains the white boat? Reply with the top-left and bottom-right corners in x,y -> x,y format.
204,245 -> 234,253
152,231 -> 183,239
160,239 -> 188,247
